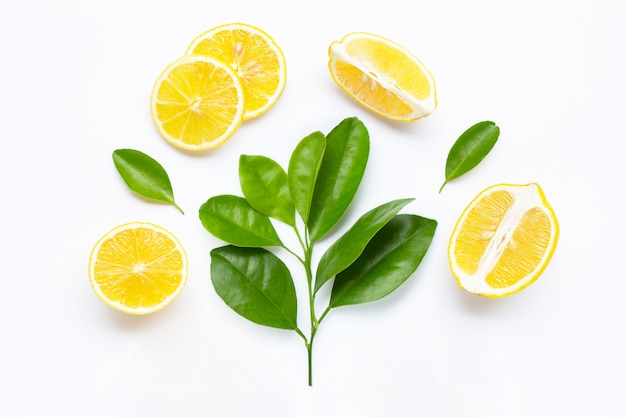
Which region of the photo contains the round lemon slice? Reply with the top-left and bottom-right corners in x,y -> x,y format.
150,55 -> 244,151
448,183 -> 559,298
328,32 -> 437,122
187,23 -> 287,120
88,222 -> 188,315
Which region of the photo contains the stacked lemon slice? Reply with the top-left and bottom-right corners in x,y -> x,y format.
151,23 -> 286,151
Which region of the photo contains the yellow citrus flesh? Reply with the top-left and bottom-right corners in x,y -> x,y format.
448,183 -> 559,298
88,222 -> 188,315
186,23 -> 286,120
150,55 -> 244,151
328,32 -> 437,122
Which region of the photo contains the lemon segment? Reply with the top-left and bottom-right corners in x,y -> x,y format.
328,32 -> 437,122
88,222 -> 188,315
150,55 -> 244,151
448,183 -> 559,298
187,23 -> 286,120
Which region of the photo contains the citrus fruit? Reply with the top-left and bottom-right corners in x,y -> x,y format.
186,23 -> 286,120
448,183 -> 559,298
328,32 -> 437,122
88,222 -> 188,315
150,54 -> 244,151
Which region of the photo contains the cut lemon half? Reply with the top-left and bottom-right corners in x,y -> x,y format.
448,183 -> 559,298
186,23 -> 286,120
328,32 -> 437,122
88,222 -> 188,315
150,55 -> 244,151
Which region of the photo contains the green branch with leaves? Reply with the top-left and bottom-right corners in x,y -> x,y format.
198,117 -> 437,386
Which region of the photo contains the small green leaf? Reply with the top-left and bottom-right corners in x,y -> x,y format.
239,155 -> 295,226
329,214 -> 437,308
314,198 -> 414,293
288,131 -> 326,224
199,195 -> 283,247
112,148 -> 183,213
308,117 -> 370,242
439,121 -> 500,192
211,246 -> 298,330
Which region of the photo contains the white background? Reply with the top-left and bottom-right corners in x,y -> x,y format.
2,0 -> 625,415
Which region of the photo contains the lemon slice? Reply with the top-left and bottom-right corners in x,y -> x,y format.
150,55 -> 244,151
88,222 -> 188,315
328,32 -> 437,122
448,183 -> 559,298
186,23 -> 286,120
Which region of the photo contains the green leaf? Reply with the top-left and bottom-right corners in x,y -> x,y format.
198,195 -> 283,247
288,131 -> 326,224
308,117 -> 370,242
439,121 -> 500,192
314,198 -> 414,293
211,246 -> 298,330
329,214 -> 437,308
112,148 -> 183,213
239,155 -> 295,226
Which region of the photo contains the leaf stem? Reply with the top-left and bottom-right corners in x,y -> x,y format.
294,224 -> 307,254
306,339 -> 314,386
301,227 -> 319,386
318,305 -> 331,325
174,202 -> 185,214
284,222 -> 321,385
282,244 -> 305,264
294,327 -> 308,342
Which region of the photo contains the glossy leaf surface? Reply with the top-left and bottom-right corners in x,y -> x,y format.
308,117 -> 370,241
314,198 -> 414,293
239,154 -> 295,226
329,214 -> 437,308
211,246 -> 298,330
288,131 -> 326,224
112,148 -> 183,213
440,121 -> 500,192
199,195 -> 282,247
